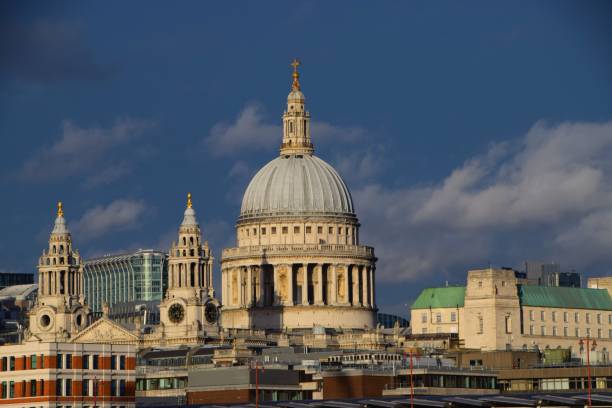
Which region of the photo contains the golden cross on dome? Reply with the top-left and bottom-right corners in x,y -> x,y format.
187,192 -> 193,209
290,58 -> 301,90
57,201 -> 64,217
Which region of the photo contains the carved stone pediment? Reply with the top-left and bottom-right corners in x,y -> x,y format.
70,317 -> 139,344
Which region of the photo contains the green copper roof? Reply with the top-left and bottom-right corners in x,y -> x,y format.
519,285 -> 612,310
411,286 -> 466,309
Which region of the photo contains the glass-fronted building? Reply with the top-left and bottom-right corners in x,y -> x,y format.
84,250 -> 168,314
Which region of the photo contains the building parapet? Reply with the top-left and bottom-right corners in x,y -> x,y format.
222,244 -> 375,260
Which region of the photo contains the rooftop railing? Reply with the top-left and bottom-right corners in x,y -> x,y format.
223,244 -> 375,259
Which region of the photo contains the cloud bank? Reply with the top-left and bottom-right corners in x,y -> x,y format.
19,118 -> 154,184
73,199 -> 148,241
356,120 -> 612,282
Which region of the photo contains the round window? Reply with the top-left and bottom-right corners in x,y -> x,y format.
40,314 -> 51,328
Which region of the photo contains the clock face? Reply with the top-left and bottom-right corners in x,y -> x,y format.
204,303 -> 218,324
168,303 -> 185,323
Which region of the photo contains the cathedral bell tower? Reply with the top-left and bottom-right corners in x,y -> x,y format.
28,202 -> 90,341
158,193 -> 220,342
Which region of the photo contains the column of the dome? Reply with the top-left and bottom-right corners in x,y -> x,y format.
369,267 -> 376,308
315,264 -> 324,305
301,263 -> 308,305
362,266 -> 369,307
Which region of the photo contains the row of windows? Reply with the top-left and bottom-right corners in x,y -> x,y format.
0,354 -> 127,371
421,312 -> 458,323
1,355 -> 43,371
0,378 -> 128,399
244,225 -> 355,236
528,326 -> 612,338
528,310 -> 611,324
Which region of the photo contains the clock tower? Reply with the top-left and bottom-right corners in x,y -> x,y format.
158,193 -> 220,343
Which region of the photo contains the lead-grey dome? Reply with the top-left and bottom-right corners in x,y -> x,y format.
240,155 -> 355,220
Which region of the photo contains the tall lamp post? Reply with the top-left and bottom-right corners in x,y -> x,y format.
579,337 -> 597,407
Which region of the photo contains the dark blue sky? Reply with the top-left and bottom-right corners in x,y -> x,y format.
2,1 -> 612,316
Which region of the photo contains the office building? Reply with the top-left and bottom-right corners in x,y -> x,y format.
0,273 -> 33,291
84,250 -> 168,315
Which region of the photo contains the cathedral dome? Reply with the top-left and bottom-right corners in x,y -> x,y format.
239,154 -> 355,221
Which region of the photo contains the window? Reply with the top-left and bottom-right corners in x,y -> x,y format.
529,310 -> 534,321
306,226 -> 312,234
271,227 -> 277,234
111,380 -> 117,397
328,226 -> 333,234
83,379 -> 89,396
294,226 -> 300,234
575,312 -> 580,323
478,281 -> 482,288
282,227 -> 288,234
56,379 -> 62,396
564,311 -> 568,323
552,326 -> 558,336
421,313 -> 427,323
9,356 -> 14,371
30,355 -> 37,369
9,381 -> 14,398
575,328 -> 580,337
253,228 -> 257,235
529,325 -> 534,335
93,355 -> 99,370
111,355 -> 117,370
119,379 -> 126,396
65,354 -> 72,369
552,311 -> 557,322
586,328 -> 591,337
586,313 -> 591,324
597,328 -> 602,338
83,355 -> 89,369
435,313 -> 441,323
505,315 -> 512,334
120,355 -> 126,370
65,379 -> 72,396
541,326 -> 546,336
30,379 -> 37,396
597,314 -> 601,324
564,326 -> 568,337
57,354 -> 63,369
450,312 -> 457,322
478,316 -> 484,334
540,311 -> 545,321
338,227 -> 342,234
317,226 -> 323,234
1,357 -> 6,371
261,227 -> 266,235
1,381 -> 6,398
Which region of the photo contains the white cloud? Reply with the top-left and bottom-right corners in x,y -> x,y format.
73,199 -> 147,241
355,120 -> 612,282
19,118 -> 154,182
204,103 -> 369,157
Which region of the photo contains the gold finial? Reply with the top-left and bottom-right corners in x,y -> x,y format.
187,192 -> 193,209
290,58 -> 301,91
57,201 -> 64,217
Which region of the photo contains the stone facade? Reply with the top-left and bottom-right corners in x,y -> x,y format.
411,268 -> 612,362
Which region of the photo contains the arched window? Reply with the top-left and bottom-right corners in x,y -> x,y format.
190,263 -> 196,287
182,250 -> 186,256
189,237 -> 194,245
289,122 -> 293,133
182,237 -> 186,246
59,245 -> 64,254
53,245 -> 57,254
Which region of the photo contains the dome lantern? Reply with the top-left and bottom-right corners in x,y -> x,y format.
280,58 -> 314,156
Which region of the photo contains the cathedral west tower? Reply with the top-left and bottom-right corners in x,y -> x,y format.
28,202 -> 90,341
221,60 -> 377,331
158,193 -> 220,344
